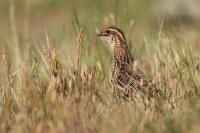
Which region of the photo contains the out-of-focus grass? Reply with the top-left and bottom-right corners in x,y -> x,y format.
0,0 -> 200,133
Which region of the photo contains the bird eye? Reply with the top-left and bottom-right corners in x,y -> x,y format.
106,30 -> 110,34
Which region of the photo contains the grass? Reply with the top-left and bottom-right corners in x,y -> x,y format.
0,0 -> 200,132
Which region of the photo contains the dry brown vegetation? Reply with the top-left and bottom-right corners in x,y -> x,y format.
0,0 -> 200,133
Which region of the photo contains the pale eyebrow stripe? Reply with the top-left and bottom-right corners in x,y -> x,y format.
107,28 -> 126,42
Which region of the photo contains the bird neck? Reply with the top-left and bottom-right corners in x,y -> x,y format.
113,40 -> 133,69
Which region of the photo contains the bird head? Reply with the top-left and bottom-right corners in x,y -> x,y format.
97,26 -> 126,51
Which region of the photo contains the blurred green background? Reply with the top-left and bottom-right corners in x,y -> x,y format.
1,0 -> 200,41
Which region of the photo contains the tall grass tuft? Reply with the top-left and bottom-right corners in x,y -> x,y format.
0,0 -> 200,132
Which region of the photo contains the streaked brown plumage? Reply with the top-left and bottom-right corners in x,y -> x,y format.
97,26 -> 164,106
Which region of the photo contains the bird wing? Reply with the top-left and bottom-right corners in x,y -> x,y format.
124,67 -> 164,99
